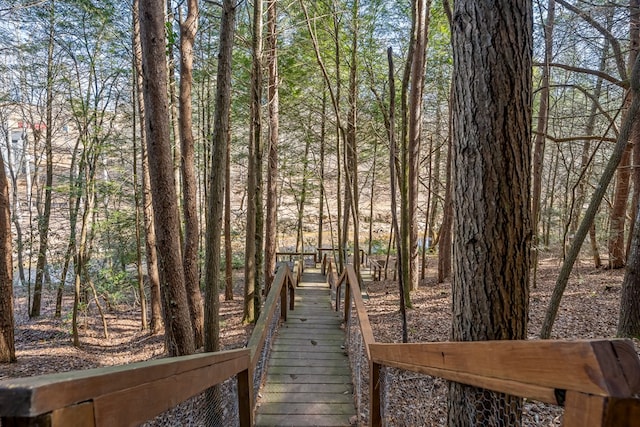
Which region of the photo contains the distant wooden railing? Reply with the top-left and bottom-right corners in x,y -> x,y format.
329,263 -> 640,427
0,263 -> 297,427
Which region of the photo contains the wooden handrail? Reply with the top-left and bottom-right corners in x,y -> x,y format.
328,258 -> 640,426
369,339 -> 640,426
0,349 -> 252,426
247,262 -> 295,370
329,262 -> 380,425
0,263 -> 296,427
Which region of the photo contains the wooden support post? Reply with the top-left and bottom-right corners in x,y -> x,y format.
565,392 -> 640,427
280,277 -> 287,321
564,391 -> 607,427
288,280 -> 295,312
237,368 -> 252,427
344,282 -> 351,323
603,397 -> 640,427
370,361 -> 381,427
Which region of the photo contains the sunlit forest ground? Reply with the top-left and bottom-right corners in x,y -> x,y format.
2,251 -> 637,387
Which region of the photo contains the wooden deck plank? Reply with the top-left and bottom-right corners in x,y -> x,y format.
255,267 -> 356,427
267,366 -> 350,376
277,330 -> 344,337
255,413 -> 352,426
258,392 -> 353,404
269,351 -> 347,360
268,358 -> 344,367
261,383 -> 352,394
266,374 -> 352,384
258,402 -> 355,415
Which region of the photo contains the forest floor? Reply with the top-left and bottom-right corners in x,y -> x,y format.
1,252 -> 638,425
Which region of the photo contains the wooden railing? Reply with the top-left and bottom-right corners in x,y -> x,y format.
370,340 -> 640,427
0,263 -> 296,427
330,263 -> 640,427
0,349 -> 252,427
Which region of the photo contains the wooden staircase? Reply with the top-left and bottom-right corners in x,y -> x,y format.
255,268 -> 356,426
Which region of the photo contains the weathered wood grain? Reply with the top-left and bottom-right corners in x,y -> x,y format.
255,268 -> 356,427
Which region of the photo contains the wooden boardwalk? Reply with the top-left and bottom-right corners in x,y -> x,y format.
255,267 -> 356,426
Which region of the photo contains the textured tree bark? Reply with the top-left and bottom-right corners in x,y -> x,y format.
0,150 -> 16,363
407,0 -> 431,292
30,1 -> 55,318
531,0 -> 554,288
264,0 -> 279,294
346,0 -> 360,276
204,0 -> 235,352
139,0 -> 195,356
626,0 -> 640,259
449,1 -> 532,425
179,0 -> 204,349
608,145 -> 632,269
437,134 -> 452,283
132,105 -> 148,331
317,89 -> 327,253
387,47 -> 408,343
608,0 -> 640,270
243,0 -> 263,324
618,197 -> 640,338
224,130 -> 233,302
133,0 -> 163,334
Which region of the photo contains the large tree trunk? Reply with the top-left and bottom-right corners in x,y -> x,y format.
264,0 -> 279,293
224,129 -> 233,301
318,88 -> 327,252
139,0 -> 195,356
132,63 -> 148,331
243,0 -> 264,324
296,137 -> 311,253
618,196 -> 640,338
345,0 -> 360,274
387,47 -> 408,343
626,0 -> 640,258
608,145 -> 632,268
437,133 -> 452,283
204,0 -> 235,352
133,0 -> 163,334
608,0 -> 640,270
0,150 -> 15,363
30,2 -> 55,318
448,1 -> 532,425
531,0 -> 554,288
179,0 -> 204,349
407,0 -> 431,292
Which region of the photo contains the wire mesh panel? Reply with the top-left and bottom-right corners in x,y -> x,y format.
142,376 -> 239,427
252,298 -> 281,401
378,365 -> 564,426
346,292 -> 370,425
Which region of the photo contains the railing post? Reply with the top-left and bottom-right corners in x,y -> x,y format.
237,368 -> 253,427
288,280 -> 295,311
344,279 -> 351,323
280,276 -> 288,321
601,397 -> 640,426
563,391 -> 607,427
370,361 -> 381,427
